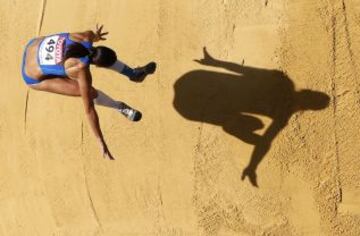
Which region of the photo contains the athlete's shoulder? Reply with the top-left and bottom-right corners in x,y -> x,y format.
40,32 -> 68,38
69,31 -> 94,43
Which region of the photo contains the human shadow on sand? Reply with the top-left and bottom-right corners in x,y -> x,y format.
173,47 -> 330,187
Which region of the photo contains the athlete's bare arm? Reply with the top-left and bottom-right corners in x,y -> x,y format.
67,60 -> 114,160
70,24 -> 109,43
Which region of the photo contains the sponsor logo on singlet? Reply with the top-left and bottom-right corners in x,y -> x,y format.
38,35 -> 65,65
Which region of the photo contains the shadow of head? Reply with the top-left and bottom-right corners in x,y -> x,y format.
294,89 -> 330,111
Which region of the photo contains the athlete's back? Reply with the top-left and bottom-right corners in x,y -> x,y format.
23,32 -> 93,80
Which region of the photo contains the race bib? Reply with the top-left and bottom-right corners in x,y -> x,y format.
38,35 -> 65,65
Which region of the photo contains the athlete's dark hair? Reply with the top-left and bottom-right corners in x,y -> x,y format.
91,46 -> 117,67
64,43 -> 117,67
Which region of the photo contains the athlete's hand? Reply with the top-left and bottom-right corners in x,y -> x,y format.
100,141 -> 115,160
93,24 -> 109,42
194,47 -> 218,66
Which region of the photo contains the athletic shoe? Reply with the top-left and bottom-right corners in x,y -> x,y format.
118,102 -> 142,122
130,62 -> 157,82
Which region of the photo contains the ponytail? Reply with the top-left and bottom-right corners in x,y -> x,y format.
64,43 -> 116,68
64,43 -> 95,61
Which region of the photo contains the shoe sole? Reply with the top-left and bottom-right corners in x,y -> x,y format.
130,111 -> 142,122
130,62 -> 157,82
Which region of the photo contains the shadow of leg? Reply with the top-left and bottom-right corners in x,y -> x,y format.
222,113 -> 264,144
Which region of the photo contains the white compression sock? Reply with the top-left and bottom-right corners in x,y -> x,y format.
93,90 -> 120,110
109,60 -> 126,73
109,60 -> 136,78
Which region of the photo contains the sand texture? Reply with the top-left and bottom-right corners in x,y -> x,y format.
1,0 -> 360,235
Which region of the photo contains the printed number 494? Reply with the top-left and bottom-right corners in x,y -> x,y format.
45,39 -> 56,60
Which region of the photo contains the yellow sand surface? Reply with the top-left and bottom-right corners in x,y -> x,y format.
1,0 -> 360,235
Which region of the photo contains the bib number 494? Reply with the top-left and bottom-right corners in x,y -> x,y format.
44,39 -> 55,61
39,35 -> 64,65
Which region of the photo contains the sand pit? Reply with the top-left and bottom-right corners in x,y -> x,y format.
1,0 -> 360,235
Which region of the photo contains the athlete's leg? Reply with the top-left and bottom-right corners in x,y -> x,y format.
94,90 -> 142,121
30,77 -> 141,121
109,60 -> 136,78
29,77 -> 97,98
109,60 -> 156,82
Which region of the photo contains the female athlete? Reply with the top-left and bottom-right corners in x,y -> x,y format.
21,25 -> 156,160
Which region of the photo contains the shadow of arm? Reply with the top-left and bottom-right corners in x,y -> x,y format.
215,60 -> 275,76
195,47 -> 277,76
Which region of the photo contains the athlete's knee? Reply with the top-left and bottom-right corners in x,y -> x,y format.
90,87 -> 98,99
28,83 -> 43,91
